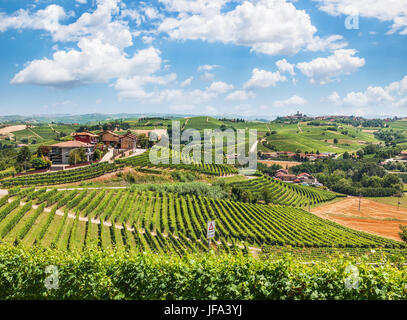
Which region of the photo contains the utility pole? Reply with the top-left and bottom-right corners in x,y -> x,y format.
358,193 -> 362,211
398,193 -> 403,210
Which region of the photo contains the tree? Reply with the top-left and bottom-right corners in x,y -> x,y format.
30,155 -> 51,170
137,133 -> 149,149
68,148 -> 87,165
94,149 -> 103,161
399,225 -> 407,243
383,174 -> 402,189
262,188 -> 273,204
36,146 -> 50,157
333,138 -> 338,144
17,146 -> 31,169
343,151 -> 350,159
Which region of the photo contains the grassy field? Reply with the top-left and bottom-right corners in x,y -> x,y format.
259,122 -> 379,153
368,196 -> 407,209
387,120 -> 407,130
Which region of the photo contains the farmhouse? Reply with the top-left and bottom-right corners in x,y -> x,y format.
275,169 -> 318,184
71,131 -> 98,144
98,130 -> 137,150
119,131 -> 137,150
99,130 -> 120,147
297,172 -> 317,184
275,169 -> 297,182
49,140 -> 94,164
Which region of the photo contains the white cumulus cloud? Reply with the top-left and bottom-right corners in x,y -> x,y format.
225,90 -> 255,101
276,59 -> 296,76
244,68 -> 287,89
296,49 -> 365,84
11,42 -> 162,87
273,95 -> 307,108
158,0 -> 345,55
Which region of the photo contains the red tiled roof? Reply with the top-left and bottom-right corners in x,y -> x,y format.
298,172 -> 311,177
51,140 -> 93,148
98,130 -> 120,137
120,132 -> 137,140
72,132 -> 98,137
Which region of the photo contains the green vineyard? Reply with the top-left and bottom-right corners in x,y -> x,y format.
229,175 -> 340,206
0,188 -> 403,257
116,150 -> 238,176
0,163 -> 121,187
0,150 -> 238,188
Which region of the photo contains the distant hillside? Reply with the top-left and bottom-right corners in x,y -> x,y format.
0,113 -> 274,124
0,113 -> 184,124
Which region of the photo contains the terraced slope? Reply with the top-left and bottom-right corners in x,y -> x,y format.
229,175 -> 340,206
0,163 -> 120,187
0,188 -> 402,256
116,150 -> 238,176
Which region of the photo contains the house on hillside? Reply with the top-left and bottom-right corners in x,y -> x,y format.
119,131 -> 137,150
275,173 -> 298,182
98,130 -> 137,150
275,169 -> 297,182
274,169 -> 320,184
49,140 -> 94,164
71,131 -> 98,144
297,172 -> 317,184
98,130 -> 120,147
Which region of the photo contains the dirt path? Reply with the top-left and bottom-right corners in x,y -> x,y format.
27,127 -> 43,140
311,196 -> 407,241
48,124 -> 60,134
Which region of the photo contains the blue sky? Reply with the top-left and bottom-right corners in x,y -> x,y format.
0,0 -> 406,118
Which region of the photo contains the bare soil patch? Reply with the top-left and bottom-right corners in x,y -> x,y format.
0,125 -> 27,135
258,160 -> 302,168
311,197 -> 407,241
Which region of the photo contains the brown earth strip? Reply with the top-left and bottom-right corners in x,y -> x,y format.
311,196 -> 407,241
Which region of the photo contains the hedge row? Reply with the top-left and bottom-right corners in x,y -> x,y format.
0,245 -> 407,299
